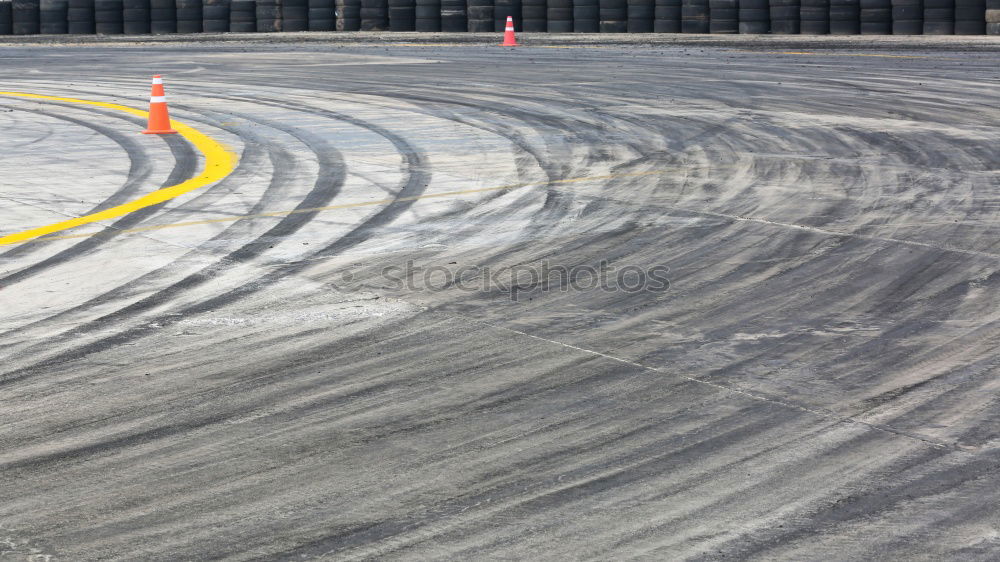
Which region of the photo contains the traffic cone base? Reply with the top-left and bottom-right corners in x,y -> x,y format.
143,75 -> 178,134
501,16 -> 517,46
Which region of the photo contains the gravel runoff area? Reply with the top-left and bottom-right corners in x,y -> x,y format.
0,34 -> 999,560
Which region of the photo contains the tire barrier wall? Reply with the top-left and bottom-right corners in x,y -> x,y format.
40,0 -> 68,32
360,0 -> 387,29
415,0 -> 438,30
283,0 -> 306,29
0,0 -> 996,33
709,0 -> 736,32
574,0 -> 597,30
770,0 -> 800,32
336,0 -> 360,29
308,0 -> 333,28
681,0 -> 709,31
861,0 -> 891,32
740,0 -> 770,32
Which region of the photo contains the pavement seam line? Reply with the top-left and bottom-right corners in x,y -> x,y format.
0,91 -> 239,246
480,321 -> 954,450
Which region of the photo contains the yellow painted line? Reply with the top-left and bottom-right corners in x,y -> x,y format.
0,91 -> 238,246
11,169 -> 671,245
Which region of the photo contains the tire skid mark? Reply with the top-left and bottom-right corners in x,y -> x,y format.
0,106 -> 155,262
0,131 -> 197,288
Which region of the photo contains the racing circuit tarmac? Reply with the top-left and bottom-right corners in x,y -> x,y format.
1,36 -> 1000,560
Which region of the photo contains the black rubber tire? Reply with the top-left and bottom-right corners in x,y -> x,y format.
336,0 -> 360,28
654,0 -> 679,31
307,0 -> 333,28
739,19 -> 768,31
176,0 -> 202,30
256,0 -> 279,29
39,0 -> 68,33
681,0 -> 707,32
709,0 -> 735,32
122,0 -> 148,34
150,1 -> 175,32
860,20 -> 891,30
440,15 -> 465,29
771,19 -> 800,31
229,0 -> 252,30
13,0 -> 40,34
0,1 -> 12,34
202,0 -> 228,29
94,0 -> 123,33
893,19 -> 923,32
770,5 -> 799,16
574,0 -> 597,28
628,0 -> 653,29
710,19 -> 736,31
467,18 -> 491,30
440,0 -> 464,29
799,0 -> 829,33
68,0 -> 95,32
923,19 -> 953,31
389,1 -> 414,29
414,16 -> 437,28
953,19 -> 983,33
494,0 -> 520,30
547,18 -> 571,30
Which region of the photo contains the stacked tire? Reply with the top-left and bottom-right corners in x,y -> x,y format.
860,0 -> 890,32
494,0 -> 519,29
13,0 -> 40,33
336,0 -> 360,29
922,0 -> 953,33
829,0 -> 859,32
360,0 -> 387,29
953,0 -> 983,33
281,0 -> 306,29
440,0 -> 465,30
228,0 -> 252,28
574,0 -> 598,30
654,0 -> 680,30
308,0 -> 333,29
599,0 -> 626,30
628,0 -> 653,30
987,0 -> 999,34
0,1 -> 11,34
94,0 -> 123,32
388,0 -> 413,29
799,0 -> 828,32
708,0 -> 735,32
123,0 -> 149,33
547,0 -> 571,30
68,0 -> 94,32
739,0 -> 769,32
891,0 -> 921,32
467,0 -> 491,30
203,0 -> 228,30
681,0 -> 708,31
770,0 -> 800,32
522,0 -> 545,30
414,0 -> 437,29
40,0 -> 68,32
176,0 -> 201,30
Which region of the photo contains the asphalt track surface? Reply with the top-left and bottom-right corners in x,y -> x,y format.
1,36 -> 999,560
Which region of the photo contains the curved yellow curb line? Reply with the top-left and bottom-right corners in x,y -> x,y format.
0,91 -> 238,246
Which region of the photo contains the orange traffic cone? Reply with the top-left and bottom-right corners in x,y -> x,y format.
142,75 -> 178,135
501,16 -> 517,46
